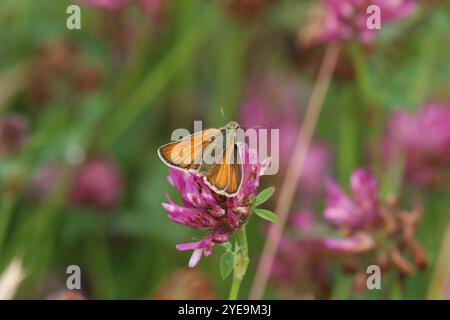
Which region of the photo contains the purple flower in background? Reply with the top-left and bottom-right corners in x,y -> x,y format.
324,168 -> 379,230
384,103 -> 450,187
321,169 -> 426,286
298,143 -> 331,196
271,211 -> 331,299
161,145 -> 269,267
290,210 -> 316,231
77,0 -> 129,10
26,42 -> 102,108
0,114 -> 29,157
70,157 -> 123,210
323,232 -> 376,254
317,0 -> 416,43
29,163 -> 65,200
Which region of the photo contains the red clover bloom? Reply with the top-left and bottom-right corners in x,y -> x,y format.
70,157 -> 123,211
322,168 -> 426,288
302,0 -> 416,44
161,144 -> 270,267
384,103 -> 450,187
0,114 -> 29,157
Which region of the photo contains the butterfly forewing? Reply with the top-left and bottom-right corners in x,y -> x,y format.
157,129 -> 220,171
158,122 -> 244,197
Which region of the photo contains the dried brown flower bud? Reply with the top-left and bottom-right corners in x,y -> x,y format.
410,241 -> 427,271
376,250 -> 390,271
381,207 -> 398,235
390,249 -> 414,275
342,256 -> 359,273
399,208 -> 421,242
352,272 -> 368,294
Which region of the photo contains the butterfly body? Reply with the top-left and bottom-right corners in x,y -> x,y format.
158,121 -> 243,197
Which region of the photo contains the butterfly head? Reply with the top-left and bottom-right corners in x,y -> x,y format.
226,121 -> 240,130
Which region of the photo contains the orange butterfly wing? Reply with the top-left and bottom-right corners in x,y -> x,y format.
226,147 -> 242,195
204,143 -> 242,196
158,129 -> 220,172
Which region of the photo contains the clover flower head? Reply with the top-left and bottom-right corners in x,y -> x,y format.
70,157 -> 123,210
322,169 -> 426,287
304,0 -> 416,44
0,113 -> 29,157
384,103 -> 450,187
161,144 -> 269,267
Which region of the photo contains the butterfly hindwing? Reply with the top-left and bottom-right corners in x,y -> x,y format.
226,144 -> 242,195
203,136 -> 242,196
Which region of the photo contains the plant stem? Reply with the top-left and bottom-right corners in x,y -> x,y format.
427,218 -> 450,299
238,224 -> 248,258
228,225 -> 249,300
348,43 -> 378,106
0,195 -> 15,254
249,44 -> 340,300
228,275 -> 242,300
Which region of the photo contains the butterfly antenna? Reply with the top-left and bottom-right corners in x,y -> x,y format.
220,107 -> 230,122
241,124 -> 265,130
250,124 -> 266,129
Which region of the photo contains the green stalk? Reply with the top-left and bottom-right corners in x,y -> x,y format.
427,218 -> 450,299
348,43 -> 379,107
228,225 -> 249,300
84,217 -> 116,299
338,90 -> 359,184
228,275 -> 242,300
0,196 -> 15,253
409,10 -> 446,107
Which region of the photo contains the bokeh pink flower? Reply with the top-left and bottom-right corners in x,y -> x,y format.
271,211 -> 331,299
29,163 -> 65,200
78,0 -> 165,18
78,0 -> 128,10
70,157 -> 123,210
161,144 -> 269,267
318,0 -> 416,43
324,168 -> 380,230
384,103 -> 450,187
0,113 -> 29,157
321,168 -> 426,285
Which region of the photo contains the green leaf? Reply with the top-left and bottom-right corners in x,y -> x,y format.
220,251 -> 234,280
255,209 -> 279,223
254,187 -> 275,207
219,241 -> 232,251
